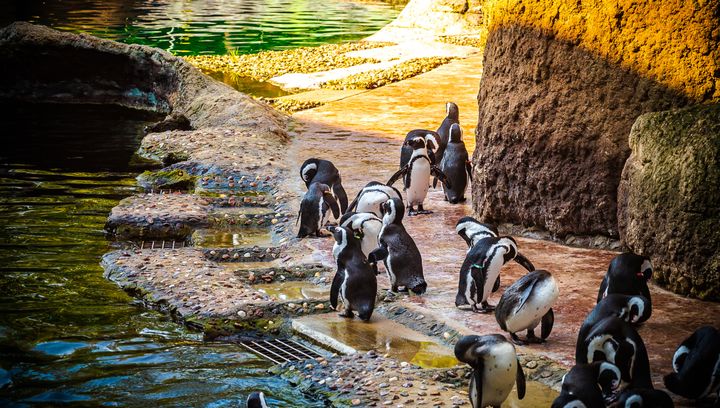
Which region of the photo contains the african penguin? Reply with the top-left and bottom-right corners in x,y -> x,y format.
329,226 -> 377,322
297,182 -> 339,238
439,123 -> 472,203
456,216 -> 498,248
495,270 -> 559,345
346,181 -> 403,217
399,129 -> 440,168
597,252 -> 653,305
664,326 -> 720,403
368,198 -> 427,294
338,212 -> 383,259
551,362 -> 622,408
455,235 -> 527,313
247,391 -> 270,408
616,388 -> 674,408
300,158 -> 348,213
387,137 -> 450,215
454,334 -> 525,408
577,316 -> 653,389
435,101 -> 459,165
575,294 -> 651,362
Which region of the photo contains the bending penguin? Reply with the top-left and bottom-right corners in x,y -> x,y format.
439,123 -> 472,203
346,181 -> 403,217
329,226 -> 377,321
455,235 -> 534,313
616,388 -> 674,408
387,136 -> 450,215
495,270 -> 559,345
454,334 -> 526,408
597,252 -> 653,304
551,362 -> 622,408
399,129 -> 439,168
368,198 -> 427,294
663,325 -> 720,404
300,158 -> 348,213
297,182 -> 339,238
435,101 -> 460,164
247,391 -> 269,408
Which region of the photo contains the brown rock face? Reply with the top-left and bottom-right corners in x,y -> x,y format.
618,104 -> 720,301
473,25 -> 689,237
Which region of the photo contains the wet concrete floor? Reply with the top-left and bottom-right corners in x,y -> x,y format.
288,54 -> 720,401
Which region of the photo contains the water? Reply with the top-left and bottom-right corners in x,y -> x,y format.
0,103 -> 323,406
1,0 -> 401,56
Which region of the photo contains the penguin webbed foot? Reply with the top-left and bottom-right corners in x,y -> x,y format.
407,206 -> 418,216
510,333 -> 526,346
525,329 -> 544,344
416,205 -> 432,215
480,301 -> 495,312
339,309 -> 354,318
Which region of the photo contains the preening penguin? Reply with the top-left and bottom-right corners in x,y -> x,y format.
247,391 -> 270,408
577,316 -> 653,389
297,182 -> 340,238
338,212 -> 383,259
616,388 -> 674,408
329,226 -> 377,322
439,123 -> 472,203
551,362 -> 622,408
300,158 -> 348,213
454,334 -> 525,408
368,198 -> 427,294
399,129 -> 440,168
435,101 -> 460,163
575,294 -> 651,362
495,270 -> 559,345
455,235 -> 531,313
455,216 -> 498,248
597,252 -> 653,304
387,136 -> 450,216
664,326 -> 720,402
346,181 -> 403,217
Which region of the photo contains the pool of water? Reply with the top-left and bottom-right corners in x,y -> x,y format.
1,0 -> 401,56
0,103 -> 323,407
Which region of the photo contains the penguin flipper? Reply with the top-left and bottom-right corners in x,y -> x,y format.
597,275 -> 608,303
516,358 -> 526,399
471,365 -> 484,408
513,252 -> 535,272
368,245 -> 389,264
333,183 -> 349,214
431,166 -> 452,189
516,274 -> 541,311
323,193 -> 340,219
465,160 -> 473,181
541,308 -> 554,340
386,166 -> 407,187
492,276 -> 500,293
330,271 -> 342,309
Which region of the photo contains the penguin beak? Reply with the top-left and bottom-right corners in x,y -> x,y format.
326,225 -> 337,233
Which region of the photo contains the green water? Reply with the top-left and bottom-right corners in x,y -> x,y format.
1,0 -> 401,56
0,103 -> 323,406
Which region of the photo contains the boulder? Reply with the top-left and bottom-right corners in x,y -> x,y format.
618,104 -> 720,300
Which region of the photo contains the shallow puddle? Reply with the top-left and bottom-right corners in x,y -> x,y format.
293,314 -> 458,369
191,227 -> 272,248
254,281 -> 329,301
503,381 -> 559,407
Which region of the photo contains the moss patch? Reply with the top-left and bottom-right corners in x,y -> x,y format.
322,57 -> 454,90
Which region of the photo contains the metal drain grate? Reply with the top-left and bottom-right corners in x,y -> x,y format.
139,240 -> 186,250
240,339 -> 323,364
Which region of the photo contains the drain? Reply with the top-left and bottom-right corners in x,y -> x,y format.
139,240 -> 186,250
240,339 -> 323,364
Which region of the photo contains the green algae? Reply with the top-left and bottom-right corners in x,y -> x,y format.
137,168 -> 197,191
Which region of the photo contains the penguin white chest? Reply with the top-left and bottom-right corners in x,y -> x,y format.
339,268 -> 349,306
505,276 -> 559,333
478,343 -> 517,406
407,159 -> 430,205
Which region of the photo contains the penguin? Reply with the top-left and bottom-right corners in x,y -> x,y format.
399,129 -> 440,168
338,211 -> 383,259
597,252 -> 653,304
575,294 -> 651,362
663,326 -> 720,403
616,388 -> 675,408
439,123 -> 472,203
577,316 -> 653,389
329,226 -> 377,322
368,198 -> 427,294
296,182 -> 339,238
455,235 -> 529,313
551,362 -> 622,408
456,216 -> 498,248
346,181 -> 403,217
495,270 -> 559,345
435,101 -> 459,164
454,334 -> 526,408
387,136 -> 450,215
247,391 -> 269,408
300,158 -> 348,213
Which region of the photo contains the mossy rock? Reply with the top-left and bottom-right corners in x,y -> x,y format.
137,168 -> 197,191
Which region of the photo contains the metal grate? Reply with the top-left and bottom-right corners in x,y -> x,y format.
240,339 -> 324,364
139,240 -> 186,250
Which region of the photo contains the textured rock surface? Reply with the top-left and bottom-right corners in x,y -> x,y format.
473,0 -> 720,238
618,104 -> 720,300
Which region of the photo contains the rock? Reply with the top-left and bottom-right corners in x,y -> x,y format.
145,112 -> 192,134
618,104 -> 720,300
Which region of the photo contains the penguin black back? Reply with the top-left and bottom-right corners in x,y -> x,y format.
435,101 -> 459,163
300,158 -> 348,213
329,226 -> 377,321
664,325 -> 720,401
440,123 -> 472,204
552,362 -> 621,408
597,252 -> 652,304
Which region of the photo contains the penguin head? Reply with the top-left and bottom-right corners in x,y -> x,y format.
449,123 -> 462,143
498,236 -> 519,262
595,361 -> 622,399
611,253 -> 652,281
446,101 -> 459,120
404,136 -> 427,151
454,334 -> 510,368
624,295 -> 651,324
300,158 -> 319,187
247,391 -> 269,408
455,217 -> 498,247
551,394 -> 589,408
616,388 -> 673,408
381,198 -> 404,225
424,133 -> 439,151
330,226 -> 362,260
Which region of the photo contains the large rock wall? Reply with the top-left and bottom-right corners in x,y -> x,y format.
618,104 -> 720,301
473,0 -> 720,238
